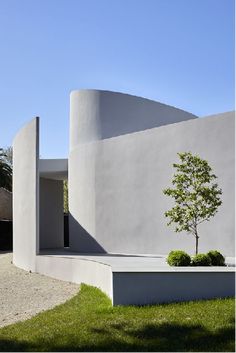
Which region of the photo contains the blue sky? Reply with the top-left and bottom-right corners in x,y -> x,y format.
0,0 -> 234,158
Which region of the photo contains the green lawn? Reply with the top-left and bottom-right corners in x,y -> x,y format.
0,284 -> 234,352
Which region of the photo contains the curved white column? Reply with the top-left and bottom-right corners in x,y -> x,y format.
70,90 -> 101,149
13,117 -> 39,271
68,90 -> 198,253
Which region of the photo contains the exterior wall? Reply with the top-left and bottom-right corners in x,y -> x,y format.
70,90 -> 197,148
69,143 -> 105,252
36,255 -> 113,300
69,89 -> 198,253
36,253 -> 234,306
69,111 -> 235,256
13,117 -> 39,271
39,178 -> 64,249
112,271 -> 235,305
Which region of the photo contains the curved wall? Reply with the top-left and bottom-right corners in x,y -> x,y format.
70,89 -> 198,149
13,117 -> 39,271
69,90 -> 198,253
69,109 -> 235,256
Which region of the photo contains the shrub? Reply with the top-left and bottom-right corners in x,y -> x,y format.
207,250 -> 225,266
167,250 -> 191,266
191,253 -> 211,266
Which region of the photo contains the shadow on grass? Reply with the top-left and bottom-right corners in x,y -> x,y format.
0,321 -> 235,352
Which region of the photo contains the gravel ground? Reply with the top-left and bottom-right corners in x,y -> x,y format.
0,252 -> 79,328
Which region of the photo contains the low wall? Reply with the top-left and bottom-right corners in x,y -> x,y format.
36,255 -> 113,300
112,271 -> 235,305
35,253 -> 235,306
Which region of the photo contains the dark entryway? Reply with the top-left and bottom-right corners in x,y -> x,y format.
0,220 -> 12,251
64,213 -> 69,247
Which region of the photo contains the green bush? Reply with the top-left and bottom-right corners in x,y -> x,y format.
207,250 -> 225,266
191,253 -> 211,266
167,250 -> 191,266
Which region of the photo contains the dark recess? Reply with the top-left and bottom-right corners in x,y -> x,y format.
0,220 -> 12,251
64,213 -> 69,247
0,215 -> 69,251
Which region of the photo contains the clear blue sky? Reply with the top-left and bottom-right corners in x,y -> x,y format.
0,0 -> 234,158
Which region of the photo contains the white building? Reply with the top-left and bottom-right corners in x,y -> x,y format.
12,90 -> 235,305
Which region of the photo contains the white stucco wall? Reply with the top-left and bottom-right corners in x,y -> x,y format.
70,89 -> 197,148
36,255 -> 113,300
13,117 -> 39,271
112,271 -> 235,305
69,89 -> 199,253
69,108 -> 235,256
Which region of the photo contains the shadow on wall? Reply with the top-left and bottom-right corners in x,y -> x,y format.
69,213 -> 106,253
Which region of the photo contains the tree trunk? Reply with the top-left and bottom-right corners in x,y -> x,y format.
195,236 -> 199,255
195,227 -> 199,255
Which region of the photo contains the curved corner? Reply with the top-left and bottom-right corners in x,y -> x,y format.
69,89 -> 198,148
13,117 -> 39,148
70,90 -> 102,150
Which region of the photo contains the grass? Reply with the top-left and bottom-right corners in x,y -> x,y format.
0,284 -> 234,352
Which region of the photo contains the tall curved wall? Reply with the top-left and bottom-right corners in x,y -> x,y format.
69,89 -> 234,256
70,109 -> 235,256
69,90 -> 199,253
13,117 -> 39,270
69,90 -> 198,148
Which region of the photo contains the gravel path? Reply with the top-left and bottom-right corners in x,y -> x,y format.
0,252 -> 79,328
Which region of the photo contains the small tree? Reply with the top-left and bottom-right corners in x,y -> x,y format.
163,152 -> 222,255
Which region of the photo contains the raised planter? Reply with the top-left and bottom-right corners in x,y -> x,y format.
35,251 -> 235,306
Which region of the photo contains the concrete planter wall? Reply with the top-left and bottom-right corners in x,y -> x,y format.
36,252 -> 235,306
